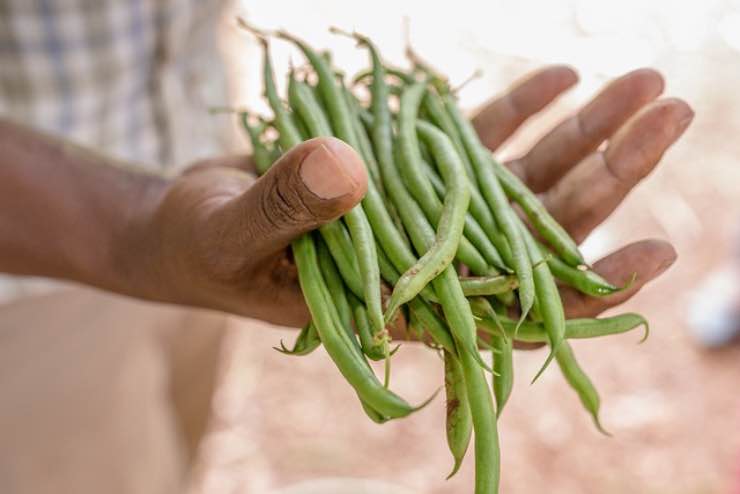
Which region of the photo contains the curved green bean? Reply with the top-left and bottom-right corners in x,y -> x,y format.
556,341 -> 610,435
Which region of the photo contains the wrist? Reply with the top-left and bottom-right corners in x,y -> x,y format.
107,170 -> 173,302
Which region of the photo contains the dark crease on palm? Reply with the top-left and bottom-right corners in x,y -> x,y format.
472,66 -> 692,319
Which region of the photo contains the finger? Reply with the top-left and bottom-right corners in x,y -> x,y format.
562,239 -> 677,318
509,68 -> 665,193
544,97 -> 694,243
472,65 -> 579,151
185,154 -> 256,175
217,137 -> 368,260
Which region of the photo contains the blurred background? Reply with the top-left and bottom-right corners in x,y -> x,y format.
192,1 -> 740,493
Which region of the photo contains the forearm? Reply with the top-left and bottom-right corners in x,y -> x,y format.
0,118 -> 169,297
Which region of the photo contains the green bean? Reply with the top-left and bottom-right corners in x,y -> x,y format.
419,136 -> 509,273
459,349 -> 500,492
443,93 -> 535,324
341,84 -> 383,191
267,141 -> 281,166
252,37 -> 302,150
459,274 -> 518,297
396,83 -> 447,227
420,151 -> 507,270
492,334 -> 513,417
543,244 -> 623,297
475,312 -> 649,343
421,89 -> 476,186
288,73 -> 333,137
444,351 -> 472,479
418,137 -> 435,165
357,104 -> 374,130
274,322 -> 321,356
376,240 -> 438,303
351,65 -> 416,85
518,219 -> 565,383
316,238 -> 359,351
420,155 -> 444,196
493,158 -> 585,267
340,196 -> 383,337
386,91 -> 473,320
556,341 -> 610,435
239,112 -> 271,175
376,241 -> 458,358
467,297 -> 512,417
288,111 -> 310,142
563,313 -> 649,342
361,400 -> 389,424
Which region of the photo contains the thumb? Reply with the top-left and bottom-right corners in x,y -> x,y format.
225,136 -> 367,259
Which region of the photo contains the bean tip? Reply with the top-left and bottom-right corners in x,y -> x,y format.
445,457 -> 464,480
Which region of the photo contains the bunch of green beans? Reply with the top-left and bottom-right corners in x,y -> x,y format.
234,21 -> 648,494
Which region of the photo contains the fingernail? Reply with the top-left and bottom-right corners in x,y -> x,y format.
300,141 -> 360,199
677,108 -> 695,135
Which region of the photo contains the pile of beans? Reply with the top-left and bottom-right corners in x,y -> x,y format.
237,21 -> 648,494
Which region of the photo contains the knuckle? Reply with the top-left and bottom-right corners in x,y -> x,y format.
259,172 -> 319,231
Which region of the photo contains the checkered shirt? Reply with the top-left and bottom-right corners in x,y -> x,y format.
0,0 -> 233,301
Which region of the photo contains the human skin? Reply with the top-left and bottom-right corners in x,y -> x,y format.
0,67 -> 692,329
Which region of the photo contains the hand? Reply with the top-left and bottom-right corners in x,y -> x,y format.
136,137 -> 367,327
472,67 -> 693,318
